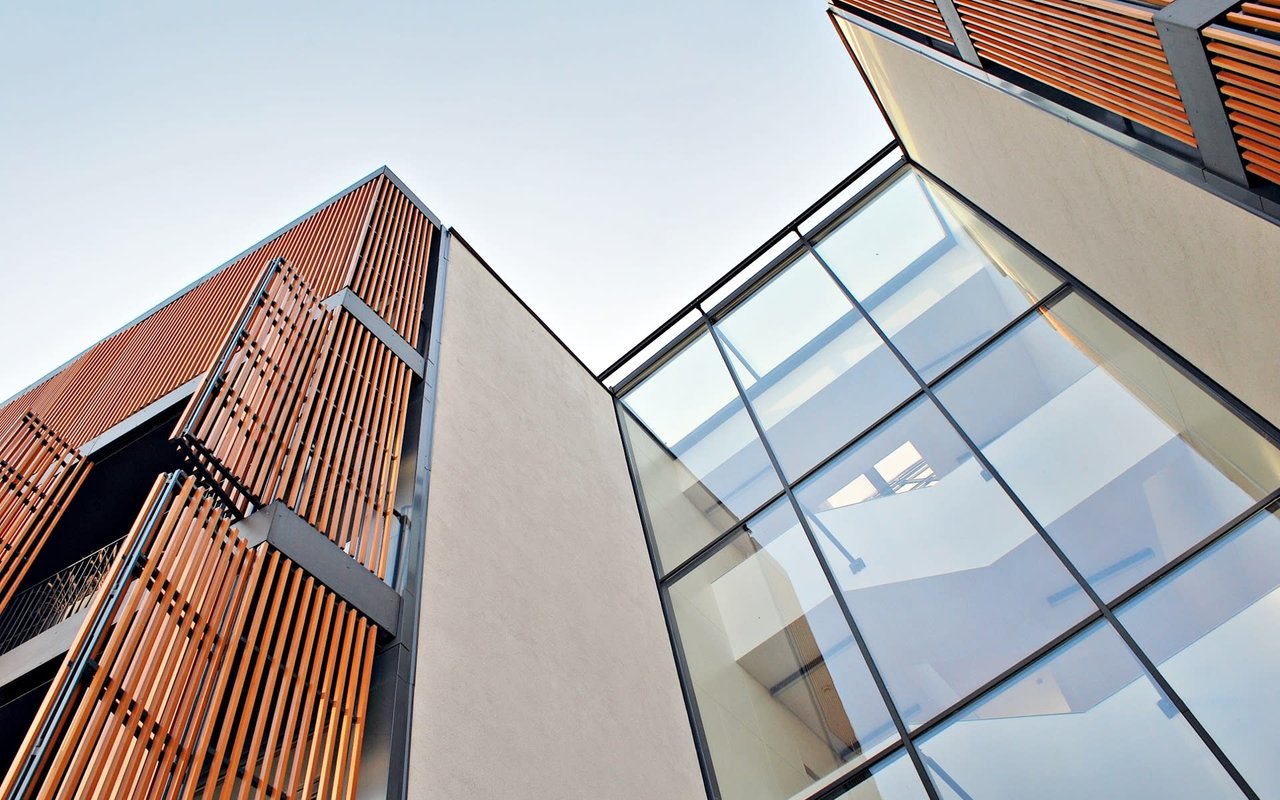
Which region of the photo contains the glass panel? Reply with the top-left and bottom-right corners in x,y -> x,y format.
835,750 -> 930,800
936,292 -> 1280,601
669,498 -> 896,800
621,330 -> 783,574
919,622 -> 1245,800
1119,505 -> 1280,799
815,168 -> 1060,381
794,397 -> 1093,727
715,253 -> 917,480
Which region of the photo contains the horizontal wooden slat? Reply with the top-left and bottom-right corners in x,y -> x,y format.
836,0 -> 955,43
954,0 -> 1195,145
1206,18 -> 1280,184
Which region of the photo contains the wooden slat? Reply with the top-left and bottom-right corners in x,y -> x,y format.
177,216 -> 425,579
0,413 -> 91,617
954,0 -> 1196,145
0,179 -> 382,450
0,171 -> 436,796
0,477 -> 377,799
1206,18 -> 1280,183
836,0 -> 955,43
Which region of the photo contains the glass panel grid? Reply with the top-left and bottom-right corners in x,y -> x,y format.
617,166 -> 1280,800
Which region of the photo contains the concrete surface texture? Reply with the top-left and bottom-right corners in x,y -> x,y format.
408,237 -> 705,798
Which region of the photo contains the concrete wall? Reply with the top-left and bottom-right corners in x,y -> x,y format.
407,238 -> 705,799
840,19 -> 1280,426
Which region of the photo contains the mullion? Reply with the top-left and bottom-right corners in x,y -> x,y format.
655,275 -> 1065,585
616,155 -> 1280,800
799,231 -> 1264,800
655,383 -> 929,586
703,310 -> 946,800
613,399 -> 723,800
908,161 -> 1280,452
1107,488 -> 1280,612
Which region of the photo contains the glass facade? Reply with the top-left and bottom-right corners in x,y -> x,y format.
616,166 -> 1280,800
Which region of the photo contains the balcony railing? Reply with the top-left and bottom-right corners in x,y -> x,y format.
0,536 -> 125,655
832,0 -> 1280,195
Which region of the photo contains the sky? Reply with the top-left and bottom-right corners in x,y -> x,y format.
0,1 -> 889,402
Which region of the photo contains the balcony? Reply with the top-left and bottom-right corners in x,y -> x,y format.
831,0 -> 1280,201
0,536 -> 123,656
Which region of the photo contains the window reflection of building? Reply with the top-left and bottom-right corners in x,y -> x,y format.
616,164 -> 1280,800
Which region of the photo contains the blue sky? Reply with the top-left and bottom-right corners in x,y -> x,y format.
0,1 -> 887,400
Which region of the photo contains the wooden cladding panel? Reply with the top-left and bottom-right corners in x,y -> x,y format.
0,414 -> 90,616
1206,16 -> 1280,183
953,0 -> 1197,145
1,476 -> 375,800
835,0 -> 955,44
0,180 -> 380,450
178,260 -> 412,579
347,178 -> 436,347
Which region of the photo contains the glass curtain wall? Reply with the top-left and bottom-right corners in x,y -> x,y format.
616,166 -> 1280,800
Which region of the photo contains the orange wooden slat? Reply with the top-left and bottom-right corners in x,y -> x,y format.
1,477 -> 378,799
0,413 -> 91,616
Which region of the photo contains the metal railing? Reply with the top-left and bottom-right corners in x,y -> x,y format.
0,536 -> 125,655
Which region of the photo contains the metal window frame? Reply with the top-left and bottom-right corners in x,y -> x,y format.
609,144 -> 1280,800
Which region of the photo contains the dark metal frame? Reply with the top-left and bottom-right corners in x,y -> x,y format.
608,141 -> 1280,800
598,141 -> 905,387
382,225 -> 450,800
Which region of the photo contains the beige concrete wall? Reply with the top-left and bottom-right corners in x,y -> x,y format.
407,238 -> 705,799
841,20 -> 1280,425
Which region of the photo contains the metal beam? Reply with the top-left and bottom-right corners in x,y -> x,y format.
1155,0 -> 1250,185
234,501 -> 401,634
323,288 -> 426,376
932,0 -> 981,65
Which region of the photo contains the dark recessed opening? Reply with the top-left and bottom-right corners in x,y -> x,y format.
17,405 -> 186,598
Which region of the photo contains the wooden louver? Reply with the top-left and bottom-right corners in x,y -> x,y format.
0,171 -> 435,798
1205,7 -> 1280,184
0,474 -> 376,800
0,181 -> 381,451
0,414 -> 90,616
952,0 -> 1197,145
835,0 -> 955,45
175,257 -> 414,580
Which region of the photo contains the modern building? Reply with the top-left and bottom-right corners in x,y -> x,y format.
0,2 -> 1278,798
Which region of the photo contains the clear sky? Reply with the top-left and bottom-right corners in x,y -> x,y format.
0,1 -> 889,401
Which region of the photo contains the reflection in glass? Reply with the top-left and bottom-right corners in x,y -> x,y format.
836,750 -> 930,800
815,169 -> 1060,381
621,330 -> 783,574
1119,506 -> 1280,798
936,292 -> 1280,601
715,253 -> 917,480
795,398 -> 1092,726
919,622 -> 1244,800
669,499 -> 896,800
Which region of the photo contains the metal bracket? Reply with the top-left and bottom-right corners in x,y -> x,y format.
1155,0 -> 1250,185
932,0 -> 981,66
234,501 -> 401,635
322,289 -> 425,376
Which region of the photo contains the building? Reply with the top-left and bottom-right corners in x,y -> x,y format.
0,2 -> 1277,798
